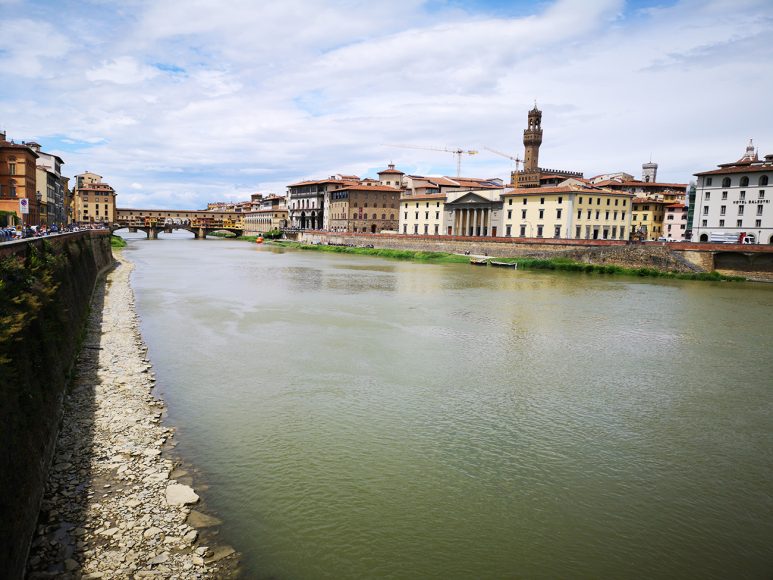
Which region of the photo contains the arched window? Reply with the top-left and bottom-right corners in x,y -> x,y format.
740,176 -> 749,187
760,175 -> 769,186
722,177 -> 731,187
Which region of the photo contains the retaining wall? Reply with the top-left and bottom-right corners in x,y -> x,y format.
0,231 -> 113,579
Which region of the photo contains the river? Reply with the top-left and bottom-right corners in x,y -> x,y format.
121,232 -> 773,579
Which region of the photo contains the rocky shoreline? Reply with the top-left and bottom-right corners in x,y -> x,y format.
26,253 -> 239,579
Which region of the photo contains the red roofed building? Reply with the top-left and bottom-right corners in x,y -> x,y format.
328,184 -> 401,233
0,132 -> 40,227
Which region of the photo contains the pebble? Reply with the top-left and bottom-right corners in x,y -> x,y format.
25,255 -> 239,578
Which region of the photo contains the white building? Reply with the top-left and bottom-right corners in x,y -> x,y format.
692,141 -> 773,244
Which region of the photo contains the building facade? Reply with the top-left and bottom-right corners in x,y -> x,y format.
73,172 -> 117,224
501,181 -> 632,240
28,142 -> 65,227
663,202 -> 688,241
631,198 -> 666,241
692,141 -> 773,244
400,194 -> 446,235
244,195 -> 288,234
0,132 -> 40,226
287,176 -> 358,230
328,184 -> 401,233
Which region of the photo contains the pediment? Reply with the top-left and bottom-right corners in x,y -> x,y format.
446,192 -> 493,206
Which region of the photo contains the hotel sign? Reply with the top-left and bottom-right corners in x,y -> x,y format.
733,199 -> 770,205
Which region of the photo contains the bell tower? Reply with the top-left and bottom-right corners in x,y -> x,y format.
523,105 -> 543,172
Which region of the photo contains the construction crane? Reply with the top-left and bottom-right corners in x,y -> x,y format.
386,144 -> 478,177
484,146 -> 522,171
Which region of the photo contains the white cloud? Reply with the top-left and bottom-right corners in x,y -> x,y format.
1,0 -> 771,209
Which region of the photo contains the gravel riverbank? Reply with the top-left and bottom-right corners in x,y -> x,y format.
26,253 -> 239,579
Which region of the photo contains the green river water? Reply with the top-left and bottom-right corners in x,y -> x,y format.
122,232 -> 773,579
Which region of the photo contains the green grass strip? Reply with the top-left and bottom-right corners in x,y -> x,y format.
270,241 -> 469,263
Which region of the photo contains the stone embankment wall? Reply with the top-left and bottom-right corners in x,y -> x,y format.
0,231 -> 113,579
298,231 -> 704,273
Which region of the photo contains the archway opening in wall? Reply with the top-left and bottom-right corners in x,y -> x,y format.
300,212 -> 306,229
769,234 -> 773,245
700,234 -> 709,242
111,227 -> 147,241
159,229 -> 196,240
371,224 -> 377,233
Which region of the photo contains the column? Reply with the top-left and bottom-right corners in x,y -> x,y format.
473,208 -> 479,236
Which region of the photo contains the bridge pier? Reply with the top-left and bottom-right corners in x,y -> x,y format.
195,227 -> 206,239
148,227 -> 158,240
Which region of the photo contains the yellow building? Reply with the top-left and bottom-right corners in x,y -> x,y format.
631,198 -> 667,240
0,133 -> 40,226
73,172 -> 117,224
501,181 -> 633,240
244,195 -> 288,234
399,193 -> 446,235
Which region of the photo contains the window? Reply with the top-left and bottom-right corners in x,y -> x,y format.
536,225 -> 543,237
556,209 -> 562,219
757,204 -> 763,216
605,211 -> 609,220
415,212 -> 418,219
620,227 -> 626,240
740,191 -> 746,200
507,210 -> 512,219
738,206 -> 744,215
558,197 -> 563,204
720,205 -> 726,215
722,191 -> 727,200
554,225 -> 561,238
760,176 -> 769,186
719,219 -> 724,226
737,219 -> 743,227
759,190 -> 766,199
633,213 -> 638,220
755,219 -> 762,227
506,225 -> 512,236
705,192 -> 710,200
426,202 -> 429,208
623,200 -> 627,207
577,210 -> 581,219
703,206 -> 709,215
519,225 -> 526,237
403,224 -> 407,234
706,177 -> 713,186
606,198 -> 610,206
597,198 -> 601,205
642,214 -> 648,221
425,212 -> 429,219
404,212 -> 407,220
612,226 -> 617,238
702,219 -> 707,226
587,210 -> 591,219
667,214 -> 674,220
424,224 -> 428,234
595,210 -> 600,219
382,214 -> 386,220
740,176 -> 749,187
615,199 -> 619,206
435,212 -> 439,219
413,224 -> 418,234
722,177 -> 731,187
522,209 -> 527,219
508,198 -> 512,205
579,197 -> 583,204
434,224 -> 439,235
522,198 -> 527,205
614,211 -> 618,220
575,225 -> 581,238
539,209 -> 544,219
9,163 -> 16,175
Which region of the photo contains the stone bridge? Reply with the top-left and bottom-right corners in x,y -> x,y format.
113,208 -> 244,239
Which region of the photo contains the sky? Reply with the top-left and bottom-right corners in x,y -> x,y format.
1,0 -> 771,209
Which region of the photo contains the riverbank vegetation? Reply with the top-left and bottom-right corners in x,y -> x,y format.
269,241 -> 746,281
110,235 -> 127,248
271,241 -> 469,263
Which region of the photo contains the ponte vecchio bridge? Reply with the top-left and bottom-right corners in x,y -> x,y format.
113,208 -> 245,239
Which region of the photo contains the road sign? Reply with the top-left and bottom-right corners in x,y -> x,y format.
19,198 -> 29,215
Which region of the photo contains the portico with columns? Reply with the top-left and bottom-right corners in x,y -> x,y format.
444,190 -> 503,237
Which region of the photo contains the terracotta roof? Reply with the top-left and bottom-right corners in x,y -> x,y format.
0,140 -> 39,157
665,203 -> 686,209
287,178 -> 359,187
694,163 -> 773,176
335,185 -> 402,193
594,179 -> 687,189
378,168 -> 404,175
503,185 -> 632,196
632,197 -> 666,204
400,193 -> 447,201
